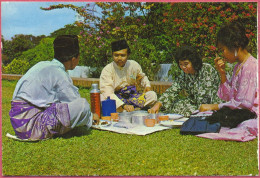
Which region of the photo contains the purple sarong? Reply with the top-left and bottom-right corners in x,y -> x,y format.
9,100 -> 71,140
115,86 -> 146,108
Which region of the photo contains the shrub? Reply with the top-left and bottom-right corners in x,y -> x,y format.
16,37 -> 54,67
129,39 -> 162,81
3,59 -> 30,75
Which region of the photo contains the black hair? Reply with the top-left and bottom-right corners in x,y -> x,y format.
53,35 -> 79,63
111,39 -> 131,54
174,46 -> 202,72
216,21 -> 249,51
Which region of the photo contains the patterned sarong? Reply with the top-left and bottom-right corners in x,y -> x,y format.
9,100 -> 71,140
115,86 -> 146,108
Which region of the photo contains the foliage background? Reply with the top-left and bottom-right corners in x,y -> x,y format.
2,2 -> 257,80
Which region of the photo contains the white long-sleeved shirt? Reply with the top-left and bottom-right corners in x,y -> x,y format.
99,60 -> 151,107
12,59 -> 80,108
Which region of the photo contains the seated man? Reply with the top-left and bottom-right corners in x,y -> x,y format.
9,35 -> 99,141
100,39 -> 157,112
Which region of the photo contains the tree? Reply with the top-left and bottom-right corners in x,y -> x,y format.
3,37 -> 54,74
16,37 -> 54,67
147,2 -> 257,59
49,24 -> 82,38
2,34 -> 46,65
41,3 -> 162,79
2,36 -> 14,65
40,2 -> 257,80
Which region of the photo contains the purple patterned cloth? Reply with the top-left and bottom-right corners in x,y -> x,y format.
9,100 -> 71,140
115,86 -> 146,108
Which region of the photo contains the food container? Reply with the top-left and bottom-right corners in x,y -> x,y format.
131,113 -> 149,126
145,118 -> 156,127
132,110 -> 148,115
158,115 -> 169,121
102,96 -> 116,116
111,113 -> 119,122
101,116 -> 111,121
118,112 -> 132,123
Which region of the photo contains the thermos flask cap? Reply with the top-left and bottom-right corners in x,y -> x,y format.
92,83 -> 98,89
91,83 -> 100,93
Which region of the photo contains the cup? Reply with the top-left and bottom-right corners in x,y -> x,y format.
132,113 -> 149,126
149,113 -> 157,119
149,113 -> 162,123
111,113 -> 119,122
145,118 -> 156,127
118,112 -> 132,123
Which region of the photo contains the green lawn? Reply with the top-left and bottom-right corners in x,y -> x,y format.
1,80 -> 258,176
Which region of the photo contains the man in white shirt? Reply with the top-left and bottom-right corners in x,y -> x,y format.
10,35 -> 99,141
100,39 -> 157,112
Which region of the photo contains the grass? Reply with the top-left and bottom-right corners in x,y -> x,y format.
1,80 -> 259,176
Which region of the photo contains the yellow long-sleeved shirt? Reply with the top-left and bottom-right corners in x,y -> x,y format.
100,60 -> 151,108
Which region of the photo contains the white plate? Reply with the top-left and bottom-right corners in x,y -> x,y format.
166,113 -> 184,120
160,117 -> 189,127
160,120 -> 183,127
99,120 -> 112,127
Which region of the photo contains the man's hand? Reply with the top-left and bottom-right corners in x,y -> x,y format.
148,102 -> 162,114
116,104 -> 135,112
123,104 -> 135,112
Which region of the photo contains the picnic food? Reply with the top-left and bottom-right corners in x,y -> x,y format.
101,116 -> 111,121
158,115 -> 169,121
101,121 -> 109,125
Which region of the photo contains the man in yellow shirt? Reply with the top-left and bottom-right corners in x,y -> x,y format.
100,39 -> 157,112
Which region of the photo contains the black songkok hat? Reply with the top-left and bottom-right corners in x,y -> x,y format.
111,39 -> 131,53
53,35 -> 79,62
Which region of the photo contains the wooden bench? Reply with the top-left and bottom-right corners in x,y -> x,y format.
2,74 -> 172,94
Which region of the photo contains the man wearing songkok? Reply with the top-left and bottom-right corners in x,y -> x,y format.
9,35 -> 99,141
100,39 -> 157,112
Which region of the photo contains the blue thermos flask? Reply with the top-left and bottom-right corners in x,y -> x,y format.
102,96 -> 116,116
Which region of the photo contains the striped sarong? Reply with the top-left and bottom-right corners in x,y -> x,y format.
9,100 -> 71,140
